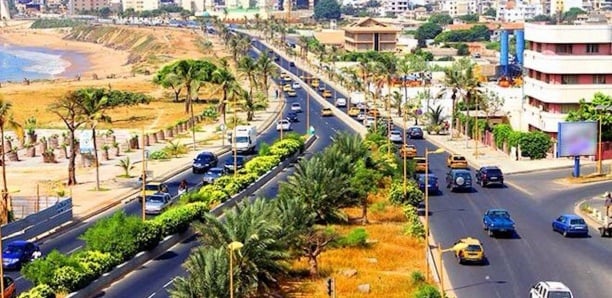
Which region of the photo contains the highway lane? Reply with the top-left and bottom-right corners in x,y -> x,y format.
93,43 -> 351,297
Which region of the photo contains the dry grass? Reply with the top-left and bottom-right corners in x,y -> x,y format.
282,189 -> 427,297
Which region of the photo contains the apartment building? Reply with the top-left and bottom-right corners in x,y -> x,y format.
121,0 -> 159,11
496,0 -> 544,21
522,22 -> 612,138
343,17 -> 400,52
71,0 -> 110,12
440,0 -> 470,16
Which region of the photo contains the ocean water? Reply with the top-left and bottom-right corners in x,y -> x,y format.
0,44 -> 85,82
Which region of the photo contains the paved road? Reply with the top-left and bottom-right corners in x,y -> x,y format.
93,36 -> 352,298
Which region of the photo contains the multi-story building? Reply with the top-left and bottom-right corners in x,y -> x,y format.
343,17 -> 400,52
522,22 -> 612,139
439,0 -> 470,16
71,0 -> 110,12
496,0 -> 544,21
381,0 -> 411,14
121,0 -> 159,11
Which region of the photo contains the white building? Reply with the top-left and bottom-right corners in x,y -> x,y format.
550,0 -> 583,14
122,0 -> 159,11
440,0 -> 470,16
497,0 -> 544,21
521,23 -> 612,138
381,0 -> 412,14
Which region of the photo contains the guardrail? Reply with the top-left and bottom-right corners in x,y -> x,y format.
1,198 -> 72,247
67,134 -> 317,298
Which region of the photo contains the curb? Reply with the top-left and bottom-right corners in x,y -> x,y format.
574,198 -> 606,231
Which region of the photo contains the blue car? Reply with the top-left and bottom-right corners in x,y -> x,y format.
552,214 -> 589,237
286,112 -> 299,122
3,240 -> 41,270
224,155 -> 246,173
202,167 -> 225,184
415,173 -> 439,194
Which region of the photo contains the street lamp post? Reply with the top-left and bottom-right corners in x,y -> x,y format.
228,241 -> 244,298
425,148 -> 444,282
141,127 -> 146,221
233,96 -> 238,177
306,91 -> 310,135
595,104 -> 612,175
403,113 -> 408,195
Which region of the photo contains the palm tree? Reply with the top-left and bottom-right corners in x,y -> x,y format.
78,88 -> 111,191
256,54 -> 277,98
439,58 -> 479,137
170,247 -> 230,298
237,56 -> 259,119
195,198 -> 289,295
0,99 -> 22,223
212,64 -> 237,126
391,90 -> 403,116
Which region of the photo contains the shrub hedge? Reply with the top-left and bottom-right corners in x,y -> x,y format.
18,135 -> 307,297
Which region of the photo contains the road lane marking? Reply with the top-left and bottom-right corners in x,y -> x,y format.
163,277 -> 177,288
15,276 -> 23,281
504,181 -> 534,196
67,245 -> 83,255
147,293 -> 156,298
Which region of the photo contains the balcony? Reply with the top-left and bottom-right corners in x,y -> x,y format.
524,23 -> 611,43
523,77 -> 612,104
524,104 -> 567,133
524,50 -> 612,74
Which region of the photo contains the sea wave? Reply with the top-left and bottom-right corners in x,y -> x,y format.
10,48 -> 71,75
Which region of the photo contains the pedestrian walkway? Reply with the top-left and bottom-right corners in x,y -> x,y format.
251,33 -> 607,176
6,90 -> 283,221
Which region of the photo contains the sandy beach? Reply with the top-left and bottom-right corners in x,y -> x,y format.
0,21 -> 132,80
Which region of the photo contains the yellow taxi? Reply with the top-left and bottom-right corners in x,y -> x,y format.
322,90 -> 333,98
348,107 -> 361,117
447,154 -> 468,169
283,84 -> 293,92
451,237 -> 485,264
287,90 -> 297,97
282,75 -> 292,83
311,79 -> 320,88
367,108 -> 381,117
399,144 -> 417,159
414,157 -> 427,172
321,107 -> 333,117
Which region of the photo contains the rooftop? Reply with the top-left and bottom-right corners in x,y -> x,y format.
343,17 -> 401,33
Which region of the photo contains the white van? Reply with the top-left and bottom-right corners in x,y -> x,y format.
229,125 -> 257,154
335,98 -> 347,107
529,281 -> 573,298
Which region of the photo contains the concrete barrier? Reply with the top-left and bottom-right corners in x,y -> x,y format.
66,134 -> 316,297
2,198 -> 73,246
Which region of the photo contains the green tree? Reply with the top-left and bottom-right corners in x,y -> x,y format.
313,0 -> 341,20
211,61 -> 237,126
415,22 -> 442,47
153,62 -> 184,102
170,247 -> 230,298
519,131 -> 552,159
565,92 -> 612,141
0,98 -> 22,223
529,14 -> 555,23
562,7 -> 586,22
77,88 -> 110,191
456,43 -> 470,56
457,14 -> 479,23
484,8 -> 496,17
428,13 -> 453,25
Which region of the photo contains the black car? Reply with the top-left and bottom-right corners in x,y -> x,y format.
289,61 -> 295,67
475,166 -> 504,187
286,112 -> 299,122
407,127 -> 424,139
224,155 -> 246,172
446,169 -> 473,192
192,151 -> 218,174
274,55 -> 280,61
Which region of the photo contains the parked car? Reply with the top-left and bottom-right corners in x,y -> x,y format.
192,151 -> 218,174
475,166 -> 504,187
552,214 -> 589,237
2,276 -> 16,298
276,119 -> 292,131
348,107 -> 360,116
446,169 -> 473,192
414,157 -> 427,172
447,154 -> 468,169
144,193 -> 174,215
290,103 -> 302,113
224,155 -> 246,172
452,237 -> 485,265
202,167 -> 225,184
399,144 -> 417,159
335,98 -> 347,107
286,112 -> 299,122
407,127 -> 424,139
2,240 -> 41,270
292,82 -> 301,89
389,130 -> 403,143
483,209 -> 515,237
321,107 -> 333,117
529,281 -> 573,298
415,173 -> 439,194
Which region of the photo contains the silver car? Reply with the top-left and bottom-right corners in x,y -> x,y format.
144,193 -> 174,215
389,130 -> 403,143
203,167 -> 225,184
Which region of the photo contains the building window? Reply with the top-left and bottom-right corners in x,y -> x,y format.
593,75 -> 606,84
536,43 -> 542,52
586,44 -> 599,53
561,75 -> 578,84
555,44 -> 572,54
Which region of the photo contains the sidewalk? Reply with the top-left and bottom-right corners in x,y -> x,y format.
576,195 -> 611,230
6,90 -> 283,221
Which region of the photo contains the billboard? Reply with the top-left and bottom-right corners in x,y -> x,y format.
557,121 -> 598,157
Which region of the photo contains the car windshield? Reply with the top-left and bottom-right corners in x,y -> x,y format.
466,245 -> 482,252
292,104 -> 300,108
3,245 -> 23,254
455,171 -> 471,178
196,154 -> 213,162
235,136 -> 249,143
570,219 -> 585,225
548,291 -> 572,298
491,211 -> 510,217
453,156 -> 466,161
416,159 -> 426,164
145,184 -> 160,191
147,196 -> 165,203
487,169 -> 502,175
390,131 -> 401,135
208,169 -> 223,175
227,157 -> 244,164
419,175 -> 437,183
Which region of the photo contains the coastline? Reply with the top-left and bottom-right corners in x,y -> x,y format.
0,24 -> 131,81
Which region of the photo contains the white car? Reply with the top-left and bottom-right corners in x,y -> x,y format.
364,116 -> 376,128
292,82 -> 301,89
276,119 -> 292,131
389,130 -> 403,143
357,112 -> 366,121
529,281 -> 573,298
291,103 -> 302,113
335,98 -> 347,107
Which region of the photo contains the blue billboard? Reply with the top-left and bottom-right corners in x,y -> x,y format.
557,121 -> 598,157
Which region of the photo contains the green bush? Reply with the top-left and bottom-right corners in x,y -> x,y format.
403,205 -> 425,239
79,211 -> 145,261
413,284 -> 442,298
149,150 -> 170,160
493,124 -> 512,148
21,250 -> 80,287
52,265 -> 87,293
338,228 -> 369,247
411,270 -> 425,285
388,180 -> 423,206
73,250 -> 117,277
258,142 -> 271,156
269,138 -> 302,159
245,155 -> 281,175
196,184 -> 229,204
134,221 -> 163,251
18,284 -> 56,298
519,131 -> 552,159
153,204 -> 200,236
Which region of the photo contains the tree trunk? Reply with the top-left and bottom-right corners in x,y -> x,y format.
185,86 -> 192,113
92,128 -> 101,190
308,256 -> 319,276
67,129 -> 78,185
1,126 -> 8,224
361,197 -> 368,225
